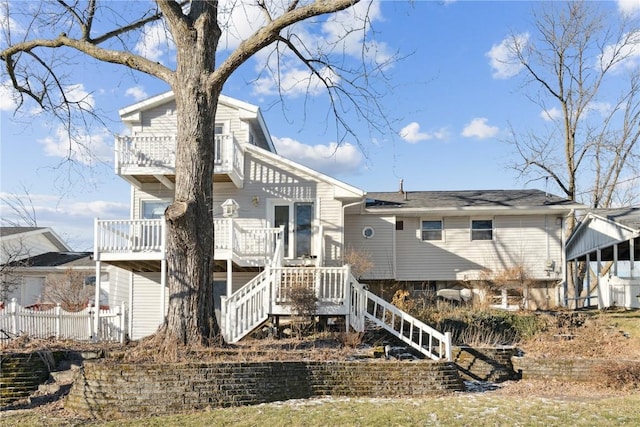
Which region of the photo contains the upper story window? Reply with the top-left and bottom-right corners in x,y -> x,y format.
142,200 -> 170,219
421,220 -> 443,241
471,219 -> 493,241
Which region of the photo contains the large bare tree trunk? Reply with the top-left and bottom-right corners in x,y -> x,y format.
160,2 -> 221,346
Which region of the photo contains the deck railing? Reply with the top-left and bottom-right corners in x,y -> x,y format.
214,219 -> 282,260
115,134 -> 243,179
349,280 -> 452,361
96,218 -> 281,263
0,299 -> 126,343
273,267 -> 348,304
95,218 -> 165,256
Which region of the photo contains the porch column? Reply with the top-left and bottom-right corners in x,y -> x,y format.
128,271 -> 134,339
613,244 -> 619,277
94,260 -> 101,342
585,253 -> 591,307
160,259 -> 167,323
226,259 -> 233,298
596,249 -> 603,309
631,238 -> 636,278
573,259 -> 579,310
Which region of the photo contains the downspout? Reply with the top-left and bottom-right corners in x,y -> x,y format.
562,209 -> 574,308
342,198 -> 365,268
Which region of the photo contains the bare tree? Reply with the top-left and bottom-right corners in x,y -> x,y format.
507,2 -> 640,213
0,236 -> 30,303
1,0 -> 390,348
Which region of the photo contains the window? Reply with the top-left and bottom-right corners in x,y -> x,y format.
421,220 -> 443,241
142,200 -> 170,219
471,219 -> 493,240
362,227 -> 375,239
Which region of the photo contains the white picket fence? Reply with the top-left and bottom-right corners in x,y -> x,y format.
0,299 -> 127,343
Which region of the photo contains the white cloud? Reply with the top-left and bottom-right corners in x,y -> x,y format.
134,20 -> 175,62
38,125 -> 112,165
486,33 -> 528,79
125,86 -> 148,101
0,193 -> 129,250
0,5 -> 25,45
253,65 -> 340,98
618,0 -> 640,18
588,101 -> 613,117
600,30 -> 640,72
217,0 -> 266,51
399,122 -> 449,144
461,118 -> 499,139
249,1 -> 390,98
272,136 -> 363,176
64,84 -> 95,109
0,81 -> 18,111
540,107 -> 561,122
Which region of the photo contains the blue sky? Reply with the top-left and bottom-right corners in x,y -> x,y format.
1,0 -> 639,250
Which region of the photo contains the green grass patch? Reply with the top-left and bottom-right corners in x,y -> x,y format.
6,394 -> 640,427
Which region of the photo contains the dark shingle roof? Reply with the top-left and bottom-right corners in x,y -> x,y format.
5,251 -> 93,267
588,208 -> 640,230
365,189 -> 575,210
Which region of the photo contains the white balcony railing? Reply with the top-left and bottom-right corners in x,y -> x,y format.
115,134 -> 244,180
95,218 -> 281,263
95,218 -> 165,256
214,219 -> 282,261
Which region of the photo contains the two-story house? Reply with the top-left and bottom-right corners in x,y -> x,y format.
93,91 -> 581,351
94,92 -> 366,342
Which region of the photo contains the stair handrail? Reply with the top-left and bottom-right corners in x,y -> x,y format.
268,226 -> 285,267
349,279 -> 452,361
222,268 -> 271,342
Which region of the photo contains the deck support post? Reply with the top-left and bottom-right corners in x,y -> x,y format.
94,260 -> 101,342
160,258 -> 167,322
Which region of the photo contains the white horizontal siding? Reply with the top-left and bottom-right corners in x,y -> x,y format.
355,214 -> 563,282
344,215 -> 395,279
130,273 -> 164,340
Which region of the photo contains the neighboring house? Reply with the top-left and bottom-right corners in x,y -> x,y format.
1,227 -> 72,305
344,188 -> 582,310
94,91 -> 581,345
0,227 -> 126,308
565,208 -> 640,309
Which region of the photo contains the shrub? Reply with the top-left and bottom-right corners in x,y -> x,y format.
597,362 -> 640,390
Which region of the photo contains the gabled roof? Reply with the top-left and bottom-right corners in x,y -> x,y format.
5,251 -> 93,268
582,208 -> 640,231
0,227 -> 72,251
364,189 -> 580,214
565,207 -> 640,260
118,91 -> 276,153
0,227 -> 44,237
244,144 -> 364,200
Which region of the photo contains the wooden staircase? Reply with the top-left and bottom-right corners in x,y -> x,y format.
221,268 -> 452,361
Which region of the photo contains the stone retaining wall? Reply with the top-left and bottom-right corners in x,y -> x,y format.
1,352 -> 55,406
512,357 -> 640,382
65,360 -> 464,419
452,346 -> 519,382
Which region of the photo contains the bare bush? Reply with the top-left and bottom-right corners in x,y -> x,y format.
596,362 -> 640,390
42,268 -> 93,312
343,247 -> 374,280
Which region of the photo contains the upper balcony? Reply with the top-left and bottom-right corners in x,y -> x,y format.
94,218 -> 282,272
114,134 -> 245,189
